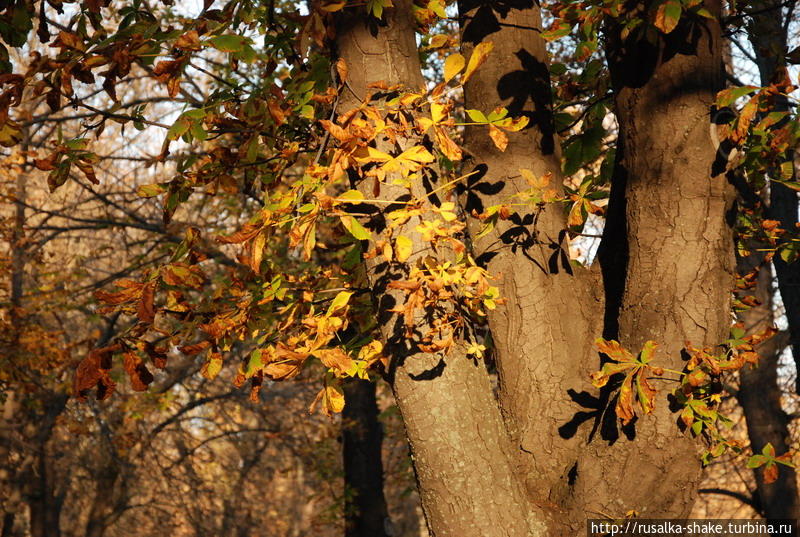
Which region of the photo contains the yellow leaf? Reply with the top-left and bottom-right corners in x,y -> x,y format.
201,354 -> 223,380
428,34 -> 449,49
250,232 -> 266,273
382,241 -> 393,261
399,145 -> 435,164
463,42 -> 494,84
337,189 -> 365,201
395,235 -> 413,262
320,0 -> 346,11
325,383 -> 345,414
310,382 -> 346,416
438,201 -> 458,221
444,53 -> 466,83
431,102 -> 448,124
358,340 -> 384,363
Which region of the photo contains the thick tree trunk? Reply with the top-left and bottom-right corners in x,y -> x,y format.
342,379 -> 390,537
457,1 -> 601,509
334,3 -> 546,535
586,0 -> 734,518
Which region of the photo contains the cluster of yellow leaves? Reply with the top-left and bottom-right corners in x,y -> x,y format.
89,36 -> 541,417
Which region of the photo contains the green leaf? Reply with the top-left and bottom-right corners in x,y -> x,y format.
748,454 -> 769,468
207,35 -> 247,53
466,109 -> 487,123
691,420 -> 704,435
654,0 -> 682,34
245,349 -> 263,378
640,340 -> 658,363
341,215 -> 370,240
562,125 -> 604,176
166,116 -> 192,141
541,21 -> 572,41
137,183 -> 167,198
327,290 -> 353,316
716,86 -> 759,108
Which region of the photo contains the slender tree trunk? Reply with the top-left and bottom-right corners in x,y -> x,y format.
731,1 -> 800,524
1,163 -> 25,537
745,0 -> 800,394
334,3 -> 546,535
737,261 -> 800,526
84,464 -> 123,537
27,445 -> 62,537
585,0 -> 734,518
0,514 -> 13,537
2,157 -> 35,537
342,378 -> 391,537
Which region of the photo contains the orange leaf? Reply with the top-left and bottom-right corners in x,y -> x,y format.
123,351 -> 154,391
488,124 -> 508,152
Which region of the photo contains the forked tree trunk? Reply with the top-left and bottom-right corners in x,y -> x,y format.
334,3 -> 546,536
334,0 -> 735,533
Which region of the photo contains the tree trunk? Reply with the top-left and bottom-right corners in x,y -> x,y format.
457,1 -> 601,509
334,3 -> 547,535
585,0 -> 733,518
27,446 -> 62,537
84,462 -> 124,537
735,0 -> 800,526
737,262 -> 800,526
342,378 -> 391,537
745,0 -> 800,394
0,513 -> 15,537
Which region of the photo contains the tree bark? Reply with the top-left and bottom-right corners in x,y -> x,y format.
746,0 -> 800,394
585,0 -> 734,518
334,3 -> 547,535
734,1 -> 800,524
342,378 -> 391,537
457,1 -> 601,510
737,260 -> 800,526
27,441 -> 63,537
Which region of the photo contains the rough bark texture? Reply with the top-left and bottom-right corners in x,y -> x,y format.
334,4 -> 546,536
458,1 -> 601,508
342,378 -> 391,537
584,0 -> 734,518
